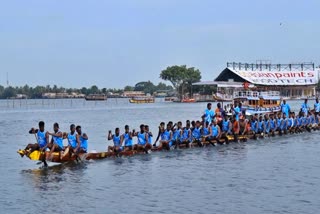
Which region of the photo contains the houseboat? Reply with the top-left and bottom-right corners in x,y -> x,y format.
85,94 -> 107,101
129,96 -> 155,104
232,90 -> 281,115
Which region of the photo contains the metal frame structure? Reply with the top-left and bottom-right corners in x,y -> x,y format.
226,62 -> 315,72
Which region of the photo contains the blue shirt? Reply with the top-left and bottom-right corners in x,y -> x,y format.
204,109 -> 215,123
301,103 -> 309,116
67,132 -> 77,148
315,102 -> 320,113
234,107 -> 241,121
37,130 -> 47,148
123,133 -> 133,147
281,103 -> 290,117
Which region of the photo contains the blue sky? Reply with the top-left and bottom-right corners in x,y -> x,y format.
0,0 -> 319,88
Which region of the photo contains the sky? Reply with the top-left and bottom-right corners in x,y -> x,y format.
0,0 -> 320,89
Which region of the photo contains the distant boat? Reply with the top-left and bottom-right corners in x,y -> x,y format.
232,90 -> 281,115
85,94 -> 107,101
164,97 -> 179,102
129,96 -> 155,104
213,92 -> 233,102
181,98 -> 196,103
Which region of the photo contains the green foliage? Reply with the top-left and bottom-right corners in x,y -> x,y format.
0,81 -> 174,99
160,65 -> 201,96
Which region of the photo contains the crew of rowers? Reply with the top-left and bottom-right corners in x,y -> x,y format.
107,99 -> 320,152
21,98 -> 320,157
20,122 -> 88,160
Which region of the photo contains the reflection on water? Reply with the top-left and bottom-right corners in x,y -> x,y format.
20,162 -> 88,192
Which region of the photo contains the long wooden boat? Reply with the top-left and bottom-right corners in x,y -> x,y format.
18,127 -> 318,164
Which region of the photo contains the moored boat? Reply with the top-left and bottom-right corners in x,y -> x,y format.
129,96 -> 155,104
181,98 -> 196,103
233,90 -> 281,115
85,94 -> 107,101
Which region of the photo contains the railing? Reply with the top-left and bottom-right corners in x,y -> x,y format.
233,91 -> 280,98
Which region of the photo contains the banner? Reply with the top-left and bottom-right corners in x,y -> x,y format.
229,69 -> 318,85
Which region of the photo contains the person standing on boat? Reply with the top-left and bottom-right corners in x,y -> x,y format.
215,103 -> 225,125
76,125 -> 88,153
314,98 -> 320,116
301,99 -> 310,116
203,103 -> 215,124
281,100 -> 291,118
20,121 -> 49,157
121,125 -> 133,151
107,128 -> 122,153
234,102 -> 241,121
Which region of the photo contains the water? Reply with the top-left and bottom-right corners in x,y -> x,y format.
1,99 -> 320,214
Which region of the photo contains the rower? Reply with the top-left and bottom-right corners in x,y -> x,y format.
121,125 -> 133,151
231,115 -> 240,142
145,125 -> 153,146
209,120 -> 221,145
257,116 -> 265,136
192,121 -> 202,147
66,124 -> 79,155
264,114 -> 270,135
154,122 -> 165,147
269,114 -> 276,135
201,121 -> 211,142
287,113 -> 294,133
281,113 -> 288,134
179,122 -> 191,148
107,128 -> 122,153
250,116 -> 258,138
276,113 -> 283,135
133,124 -> 151,153
47,123 -> 64,159
21,121 -> 49,157
76,125 -> 88,153
158,123 -> 173,150
314,98 -> 320,116
172,121 -> 182,148
221,116 -> 231,144
203,103 -> 215,124
239,116 -> 248,136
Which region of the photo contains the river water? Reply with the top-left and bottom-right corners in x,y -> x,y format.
1,99 -> 320,214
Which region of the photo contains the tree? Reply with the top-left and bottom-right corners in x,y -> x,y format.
160,65 -> 201,97
134,81 -> 156,94
124,85 -> 134,91
2,86 -> 16,98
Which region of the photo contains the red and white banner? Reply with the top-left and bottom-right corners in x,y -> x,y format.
229,69 -> 318,85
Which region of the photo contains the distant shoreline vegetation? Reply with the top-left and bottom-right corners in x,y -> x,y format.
0,81 -> 174,99
0,65 -> 208,99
